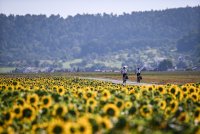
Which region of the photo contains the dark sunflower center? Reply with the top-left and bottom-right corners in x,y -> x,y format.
129,106 -> 136,115
107,108 -> 115,116
80,126 -> 85,132
78,93 -> 82,97
13,81 -> 18,86
103,93 -> 108,97
59,89 -> 63,93
171,103 -> 175,109
53,125 -> 63,134
23,108 -> 32,118
117,102 -> 122,108
56,107 -> 63,115
148,87 -> 152,91
17,100 -> 24,105
159,88 -> 163,92
43,98 -> 49,105
30,97 -> 36,103
143,107 -> 149,113
42,108 -> 48,115
171,88 -> 175,94
192,95 -> 197,99
14,108 -> 20,114
87,93 -> 92,98
5,113 -> 11,120
183,94 -> 187,97
89,100 -> 94,105
190,89 -> 194,93
195,111 -> 199,117
180,115 -> 186,122
183,88 -> 187,91
70,127 -> 75,133
166,111 -> 170,115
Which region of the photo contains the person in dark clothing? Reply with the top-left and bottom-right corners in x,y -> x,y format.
121,66 -> 128,86
136,66 -> 144,83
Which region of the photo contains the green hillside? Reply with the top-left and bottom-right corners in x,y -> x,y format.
0,6 -> 200,70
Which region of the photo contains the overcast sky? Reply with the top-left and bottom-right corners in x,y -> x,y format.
0,0 -> 199,18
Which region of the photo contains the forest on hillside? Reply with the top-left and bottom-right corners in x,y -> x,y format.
0,6 -> 200,71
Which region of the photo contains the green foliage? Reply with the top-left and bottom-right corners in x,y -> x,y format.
0,6 -> 199,68
177,31 -> 200,53
158,59 -> 173,71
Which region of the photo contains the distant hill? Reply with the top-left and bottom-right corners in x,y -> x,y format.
0,6 -> 200,70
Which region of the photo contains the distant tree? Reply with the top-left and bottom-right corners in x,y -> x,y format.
176,61 -> 187,69
158,59 -> 173,71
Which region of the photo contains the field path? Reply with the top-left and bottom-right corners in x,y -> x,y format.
79,77 -> 154,86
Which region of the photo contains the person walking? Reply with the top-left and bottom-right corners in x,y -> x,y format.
136,66 -> 144,83
121,66 -> 128,86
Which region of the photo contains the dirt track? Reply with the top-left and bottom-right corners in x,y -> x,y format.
79,77 -> 154,86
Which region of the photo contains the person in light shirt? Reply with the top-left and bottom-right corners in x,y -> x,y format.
121,66 -> 128,86
136,66 -> 144,83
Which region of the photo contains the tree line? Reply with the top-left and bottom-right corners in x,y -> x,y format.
0,6 -> 199,69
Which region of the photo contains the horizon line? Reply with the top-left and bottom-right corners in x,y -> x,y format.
0,5 -> 199,18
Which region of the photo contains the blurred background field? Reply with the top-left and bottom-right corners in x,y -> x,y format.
1,71 -> 200,85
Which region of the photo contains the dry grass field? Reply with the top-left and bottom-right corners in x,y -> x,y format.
63,71 -> 200,85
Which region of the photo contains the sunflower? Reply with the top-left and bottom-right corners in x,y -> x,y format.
147,85 -> 154,92
12,105 -> 23,119
21,104 -> 36,122
103,103 -> 120,117
1,84 -> 7,90
124,101 -> 133,109
84,91 -> 96,99
16,85 -> 24,90
57,86 -> 65,96
65,122 -> 78,134
48,120 -> 67,134
7,85 -> 14,91
177,90 -> 184,101
41,95 -> 53,108
181,86 -> 188,93
32,122 -> 48,134
52,103 -> 68,117
157,85 -> 166,94
164,107 -> 172,119
194,108 -> 200,125
115,98 -> 125,110
188,86 -> 196,94
101,90 -> 111,101
169,85 -> 179,96
77,117 -> 93,134
12,81 -> 19,86
86,98 -> 97,111
27,93 -> 39,107
0,126 -> 15,134
52,85 -> 58,92
158,100 -> 166,110
139,105 -> 153,119
189,92 -> 198,102
96,116 -> 113,131
129,89 -> 135,95
68,104 -> 79,118
177,112 -> 189,123
3,111 -> 14,125
169,100 -> 178,113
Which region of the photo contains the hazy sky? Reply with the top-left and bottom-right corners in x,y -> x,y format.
0,0 -> 200,17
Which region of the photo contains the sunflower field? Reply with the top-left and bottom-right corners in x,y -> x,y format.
0,75 -> 200,134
